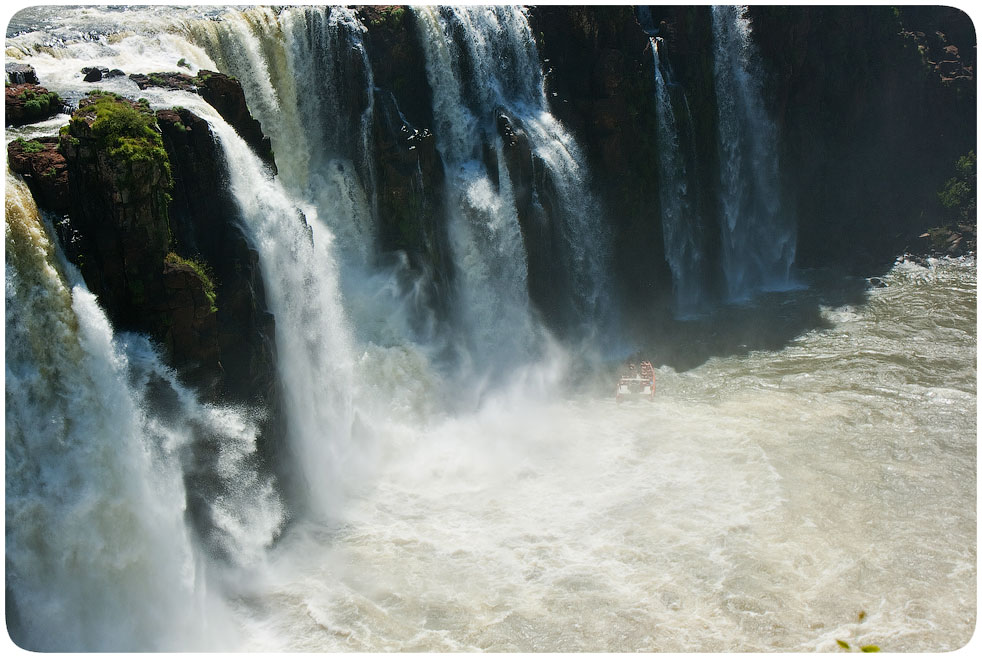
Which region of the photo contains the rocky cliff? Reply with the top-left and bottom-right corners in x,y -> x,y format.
7,85 -> 281,441
7,4 -> 975,396
748,5 -> 976,269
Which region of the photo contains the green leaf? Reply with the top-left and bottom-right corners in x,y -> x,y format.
836,639 -> 850,650
860,645 -> 880,653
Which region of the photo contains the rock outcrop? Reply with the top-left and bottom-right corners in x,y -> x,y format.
155,106 -> 279,415
58,92 -> 222,392
195,70 -> 276,170
128,68 -> 276,169
5,62 -> 39,84
5,83 -> 63,126
6,137 -> 69,211
9,68 -> 283,467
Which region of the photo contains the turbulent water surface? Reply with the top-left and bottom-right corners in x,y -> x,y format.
5,5 -> 977,653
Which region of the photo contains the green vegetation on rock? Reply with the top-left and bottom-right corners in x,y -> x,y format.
369,5 -> 405,27
13,138 -> 46,153
166,252 -> 218,312
72,91 -> 172,187
938,150 -> 976,220
17,86 -> 60,113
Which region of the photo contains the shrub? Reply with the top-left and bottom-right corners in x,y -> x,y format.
13,138 -> 46,153
938,150 -> 976,221
73,91 -> 172,186
17,86 -> 60,114
165,252 -> 218,312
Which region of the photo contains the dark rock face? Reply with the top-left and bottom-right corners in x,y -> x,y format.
361,7 -> 453,319
195,70 -> 276,170
748,5 -> 976,270
5,83 -> 63,126
6,137 -> 69,211
156,256 -> 221,380
156,106 -> 279,411
529,6 -> 674,311
59,93 -> 221,393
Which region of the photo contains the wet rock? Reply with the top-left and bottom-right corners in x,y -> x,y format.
154,255 -> 221,394
129,71 -> 197,92
81,66 -> 109,82
194,70 -> 276,170
5,62 -> 38,84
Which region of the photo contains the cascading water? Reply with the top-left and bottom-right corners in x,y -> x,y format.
186,6 -> 446,395
5,170 -> 281,651
5,5 -> 976,653
650,35 -> 705,315
200,107 -> 366,520
415,6 -> 616,364
188,7 -> 378,262
711,5 -> 796,300
413,6 -> 544,382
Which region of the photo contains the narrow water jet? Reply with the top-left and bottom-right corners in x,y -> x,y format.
711,5 -> 796,300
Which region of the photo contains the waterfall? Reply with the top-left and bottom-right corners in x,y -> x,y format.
188,7 -> 377,263
187,6 -> 444,386
413,6 -> 543,381
711,5 -> 796,300
414,6 -> 615,370
185,106 -> 366,520
5,171 -> 280,650
650,36 -> 705,315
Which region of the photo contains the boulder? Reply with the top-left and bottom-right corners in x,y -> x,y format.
5,62 -> 39,84
81,66 -> 108,82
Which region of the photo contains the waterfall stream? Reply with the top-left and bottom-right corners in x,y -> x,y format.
4,5 -> 975,653
650,36 -> 705,315
5,170 -> 281,651
711,5 -> 796,300
415,6 -> 616,372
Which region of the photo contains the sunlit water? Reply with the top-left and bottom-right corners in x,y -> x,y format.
210,257 -> 973,653
5,5 -> 977,653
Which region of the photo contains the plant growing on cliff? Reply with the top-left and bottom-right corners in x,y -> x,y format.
73,91 -> 172,187
13,138 -> 45,153
938,150 -> 976,222
165,252 -> 217,312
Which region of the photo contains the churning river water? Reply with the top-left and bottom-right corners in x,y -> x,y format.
216,257 -> 975,653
